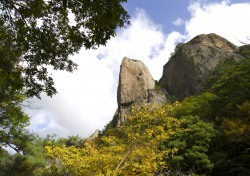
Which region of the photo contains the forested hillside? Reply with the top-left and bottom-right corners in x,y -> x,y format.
1,45 -> 249,175
0,1 -> 250,175
42,49 -> 250,175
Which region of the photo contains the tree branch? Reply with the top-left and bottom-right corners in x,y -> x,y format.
115,148 -> 132,172
6,142 -> 21,154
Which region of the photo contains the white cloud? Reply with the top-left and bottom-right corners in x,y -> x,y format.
185,1 -> 250,45
26,9 -> 182,138
172,17 -> 184,26
26,1 -> 250,138
29,111 -> 68,137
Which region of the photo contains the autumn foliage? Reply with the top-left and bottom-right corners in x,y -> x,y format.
44,104 -> 184,175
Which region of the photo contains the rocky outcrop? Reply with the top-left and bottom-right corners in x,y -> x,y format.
87,129 -> 100,140
117,57 -> 155,106
114,57 -> 168,127
110,33 -> 244,128
160,33 -> 242,101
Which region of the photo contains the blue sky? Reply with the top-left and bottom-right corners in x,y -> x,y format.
124,0 -> 190,33
26,0 -> 250,138
125,0 -> 250,34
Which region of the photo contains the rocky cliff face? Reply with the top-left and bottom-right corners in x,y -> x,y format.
113,57 -> 168,127
111,33 -> 243,127
159,33 -> 242,101
117,57 -> 155,107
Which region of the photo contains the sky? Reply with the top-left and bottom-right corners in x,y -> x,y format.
25,0 -> 250,138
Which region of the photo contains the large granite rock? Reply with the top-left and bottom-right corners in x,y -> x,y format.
160,33 -> 242,101
113,57 -> 168,127
109,33 -> 243,128
117,57 -> 155,106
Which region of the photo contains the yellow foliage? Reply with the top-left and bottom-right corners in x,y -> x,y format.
221,118 -> 250,139
238,101 -> 250,118
44,103 -> 184,175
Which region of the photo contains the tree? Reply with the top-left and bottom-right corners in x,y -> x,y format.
161,116 -> 218,175
0,24 -> 23,102
206,56 -> 250,117
0,134 -> 60,176
0,58 -> 30,154
210,102 -> 250,176
0,30 -> 32,154
0,1 -> 130,170
0,0 -> 129,98
0,30 -> 44,176
174,91 -> 217,120
44,104 -> 184,175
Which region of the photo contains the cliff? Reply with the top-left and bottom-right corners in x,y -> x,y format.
111,33 -> 244,127
160,33 -> 242,101
113,57 -> 168,127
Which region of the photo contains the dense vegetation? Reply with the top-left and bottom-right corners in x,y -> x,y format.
0,1 -> 250,175
0,0 -> 129,173
1,45 -> 249,175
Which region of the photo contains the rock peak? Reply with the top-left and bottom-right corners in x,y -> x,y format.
160,33 -> 241,101
116,57 -> 155,126
117,57 -> 155,105
189,33 -> 239,52
109,57 -> 168,127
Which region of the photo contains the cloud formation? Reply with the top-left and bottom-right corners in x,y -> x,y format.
185,1 -> 250,44
26,1 -> 250,138
172,17 -> 185,26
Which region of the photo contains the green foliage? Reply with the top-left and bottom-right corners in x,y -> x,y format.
0,134 -> 49,176
210,129 -> 250,176
239,44 -> 250,58
161,116 -> 218,175
0,0 -> 129,98
174,92 -> 217,120
209,101 -> 250,176
58,135 -> 86,148
201,50 -> 250,175
206,57 -> 250,117
0,71 -> 30,155
0,134 -> 82,176
0,26 -> 23,102
0,30 -> 41,175
0,148 -> 12,176
0,37 -> 31,154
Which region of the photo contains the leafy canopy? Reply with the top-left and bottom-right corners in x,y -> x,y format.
162,116 -> 218,174
206,56 -> 250,117
0,0 -> 129,98
0,41 -> 30,154
45,104 -> 185,175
